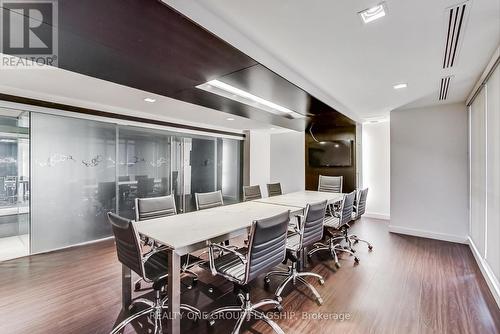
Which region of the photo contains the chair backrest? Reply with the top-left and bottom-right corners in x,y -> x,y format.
195,190 -> 223,210
300,200 -> 328,248
266,183 -> 282,197
243,185 -> 262,201
245,211 -> 289,283
355,188 -> 369,217
318,175 -> 343,193
135,195 -> 177,221
107,212 -> 144,278
338,191 -> 356,227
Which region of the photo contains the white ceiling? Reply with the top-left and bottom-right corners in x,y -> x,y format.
0,54 -> 289,134
164,0 -> 500,121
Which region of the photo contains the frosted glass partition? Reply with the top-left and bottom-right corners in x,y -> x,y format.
221,138 -> 242,203
486,66 -> 500,281
31,113 -> 116,253
117,126 -> 173,220
470,89 -> 487,256
24,111 -> 243,254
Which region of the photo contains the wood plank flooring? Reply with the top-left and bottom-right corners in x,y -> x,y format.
0,218 -> 498,334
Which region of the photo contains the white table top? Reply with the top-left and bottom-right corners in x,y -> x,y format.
254,190 -> 344,208
136,200 -> 300,254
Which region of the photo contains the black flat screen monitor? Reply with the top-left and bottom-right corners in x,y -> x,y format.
308,140 -> 352,167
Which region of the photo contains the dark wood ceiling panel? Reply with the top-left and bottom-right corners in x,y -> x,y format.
1,0 -> 356,130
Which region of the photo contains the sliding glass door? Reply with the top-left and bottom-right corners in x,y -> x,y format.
31,113 -> 116,253
0,109 -> 30,261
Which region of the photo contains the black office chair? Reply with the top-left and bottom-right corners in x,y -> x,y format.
348,188 -> 373,251
308,191 -> 359,267
265,200 -> 328,305
134,195 -> 202,290
206,211 -> 290,334
243,185 -> 262,201
267,182 -> 282,197
195,190 -> 223,210
107,212 -> 200,334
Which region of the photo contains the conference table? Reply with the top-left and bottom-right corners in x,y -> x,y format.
127,190 -> 344,334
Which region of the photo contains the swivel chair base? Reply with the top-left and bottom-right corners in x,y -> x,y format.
208,289 -> 284,334
308,232 -> 359,268
111,289 -> 201,334
265,261 -> 324,305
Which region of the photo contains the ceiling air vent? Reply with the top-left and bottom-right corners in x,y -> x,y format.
439,76 -> 453,101
442,2 -> 468,69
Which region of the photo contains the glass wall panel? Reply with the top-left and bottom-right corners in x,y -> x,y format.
31,113 -> 116,253
0,109 -> 30,261
117,126 -> 172,219
220,138 -> 242,204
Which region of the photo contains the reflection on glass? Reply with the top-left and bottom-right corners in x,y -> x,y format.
117,126 -> 173,219
31,113 -> 116,253
2,108 -> 243,258
0,109 -> 30,261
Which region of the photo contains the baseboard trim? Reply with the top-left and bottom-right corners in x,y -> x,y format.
364,212 -> 390,220
388,225 -> 468,244
468,237 -> 500,309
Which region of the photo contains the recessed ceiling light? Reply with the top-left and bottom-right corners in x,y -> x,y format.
226,117 -> 235,121
196,80 -> 305,119
393,83 -> 408,90
144,97 -> 156,103
359,2 -> 387,24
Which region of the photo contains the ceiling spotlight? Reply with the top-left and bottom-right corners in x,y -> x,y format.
226,117 -> 235,121
393,83 -> 408,90
144,97 -> 156,103
359,2 -> 387,24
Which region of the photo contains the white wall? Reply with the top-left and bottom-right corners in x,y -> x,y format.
390,103 -> 469,243
270,131 -> 305,194
362,121 -> 390,219
247,130 -> 305,197
248,130 -> 271,196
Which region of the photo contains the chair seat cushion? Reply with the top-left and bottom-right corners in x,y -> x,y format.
144,252 -> 194,282
323,215 -> 341,229
210,248 -> 247,282
286,233 -> 301,252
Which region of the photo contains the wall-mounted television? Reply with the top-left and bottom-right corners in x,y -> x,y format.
308,140 -> 352,167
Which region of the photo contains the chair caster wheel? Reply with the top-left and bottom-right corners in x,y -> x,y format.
208,319 -> 216,326
208,287 -> 214,294
354,257 -> 360,264
264,277 -> 271,285
316,297 -> 323,306
275,295 -> 283,303
335,262 -> 341,269
368,245 -> 373,251
134,282 -> 141,291
319,278 -> 325,285
276,305 -> 283,312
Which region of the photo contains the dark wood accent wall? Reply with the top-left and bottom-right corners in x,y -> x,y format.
305,124 -> 357,193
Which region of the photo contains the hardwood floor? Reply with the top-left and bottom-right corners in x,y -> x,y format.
0,218 -> 498,334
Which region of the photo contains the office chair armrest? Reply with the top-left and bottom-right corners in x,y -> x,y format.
207,242 -> 247,276
142,245 -> 170,263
